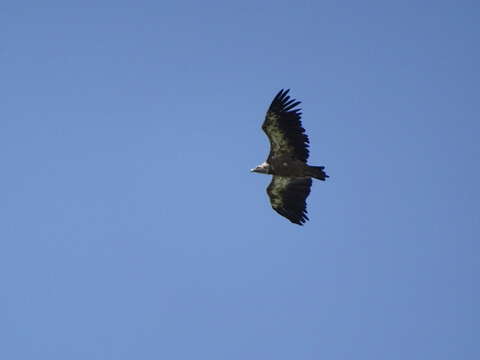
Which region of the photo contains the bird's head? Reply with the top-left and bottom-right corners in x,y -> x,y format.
250,162 -> 271,174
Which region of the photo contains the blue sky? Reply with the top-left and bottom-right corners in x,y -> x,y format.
1,1 -> 479,359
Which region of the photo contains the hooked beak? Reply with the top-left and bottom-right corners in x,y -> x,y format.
251,163 -> 269,174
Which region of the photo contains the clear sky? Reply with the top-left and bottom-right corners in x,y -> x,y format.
1,1 -> 479,359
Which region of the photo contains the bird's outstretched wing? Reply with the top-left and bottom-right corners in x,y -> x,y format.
262,89 -> 309,163
267,176 -> 312,225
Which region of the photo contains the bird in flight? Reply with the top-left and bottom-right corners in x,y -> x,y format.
251,89 -> 328,225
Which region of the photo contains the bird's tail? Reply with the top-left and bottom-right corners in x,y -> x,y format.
307,166 -> 329,181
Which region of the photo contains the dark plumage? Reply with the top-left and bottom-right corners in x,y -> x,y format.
251,89 -> 328,225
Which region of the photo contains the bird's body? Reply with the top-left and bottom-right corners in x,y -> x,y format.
251,89 -> 328,225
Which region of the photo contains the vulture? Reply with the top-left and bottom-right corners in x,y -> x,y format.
251,89 -> 328,225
